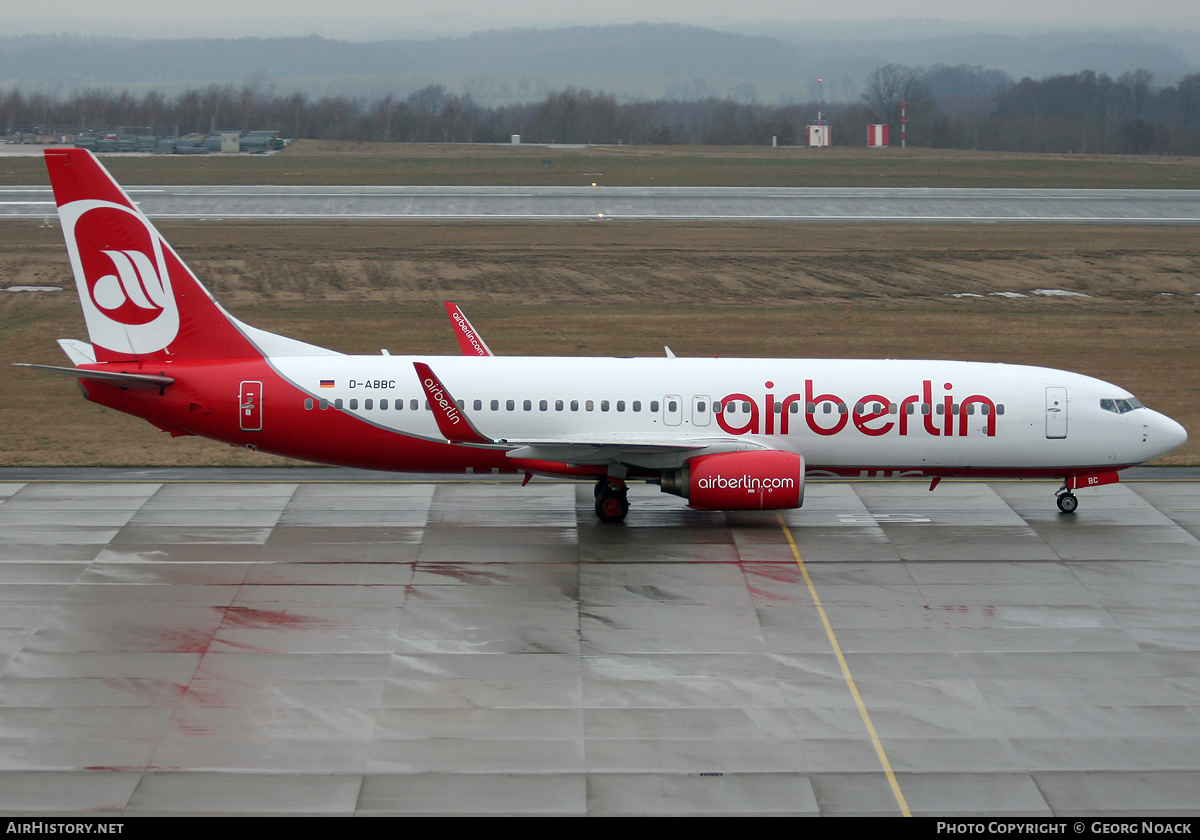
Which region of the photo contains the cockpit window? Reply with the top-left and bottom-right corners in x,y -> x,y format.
1100,397 -> 1144,414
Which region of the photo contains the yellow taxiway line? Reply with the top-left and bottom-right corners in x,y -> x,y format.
777,511 -> 911,817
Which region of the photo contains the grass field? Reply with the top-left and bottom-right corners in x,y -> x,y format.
3,141 -> 1200,188
2,217 -> 1198,467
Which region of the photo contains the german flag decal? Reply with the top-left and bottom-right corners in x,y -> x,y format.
319,380 -> 335,389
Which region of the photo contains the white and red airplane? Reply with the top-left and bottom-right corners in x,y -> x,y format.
18,149 -> 1188,522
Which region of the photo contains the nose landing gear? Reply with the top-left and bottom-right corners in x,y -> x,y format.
1055,488 -> 1079,514
1056,471 -> 1120,514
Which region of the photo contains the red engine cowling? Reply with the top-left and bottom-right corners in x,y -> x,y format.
660,450 -> 805,511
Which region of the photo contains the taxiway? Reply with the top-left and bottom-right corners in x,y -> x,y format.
0,469 -> 1196,815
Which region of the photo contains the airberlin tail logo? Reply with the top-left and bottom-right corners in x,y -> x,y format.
92,248 -> 168,323
60,199 -> 180,355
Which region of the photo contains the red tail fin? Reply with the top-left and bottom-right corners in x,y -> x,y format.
45,149 -> 261,363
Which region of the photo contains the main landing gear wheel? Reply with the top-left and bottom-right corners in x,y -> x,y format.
1056,491 -> 1079,514
594,481 -> 630,523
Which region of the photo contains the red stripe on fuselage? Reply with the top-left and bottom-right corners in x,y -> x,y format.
808,465 -> 1138,480
77,359 -> 607,478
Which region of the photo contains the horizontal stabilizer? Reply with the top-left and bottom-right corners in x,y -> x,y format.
13,363 -> 174,389
56,339 -> 96,366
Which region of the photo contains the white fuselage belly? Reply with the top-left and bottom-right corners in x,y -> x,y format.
269,355 -> 1177,473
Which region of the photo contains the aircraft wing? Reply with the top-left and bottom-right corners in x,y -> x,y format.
501,436 -> 769,469
413,360 -> 778,469
443,302 -> 493,356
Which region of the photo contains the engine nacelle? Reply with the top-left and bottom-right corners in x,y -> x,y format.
660,450 -> 805,511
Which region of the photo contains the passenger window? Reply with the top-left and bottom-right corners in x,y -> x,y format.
696,401 -> 705,413
633,401 -> 642,412
474,400 -> 482,411
555,400 -> 563,411
364,399 -> 373,410
491,400 -> 499,411
650,401 -> 659,412
601,400 -> 610,411
380,399 -> 388,410
540,400 -> 548,411
523,400 -> 532,411
304,398 -> 313,410
335,399 -> 344,409
617,400 -> 626,412
571,400 -> 579,411
506,400 -> 515,411
668,400 -> 678,412
319,399 -> 328,410
586,400 -> 595,411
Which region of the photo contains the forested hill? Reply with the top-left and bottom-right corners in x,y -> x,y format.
1,26 -> 801,85
0,24 -> 1193,104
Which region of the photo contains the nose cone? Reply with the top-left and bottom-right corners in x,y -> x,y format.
1147,411 -> 1188,460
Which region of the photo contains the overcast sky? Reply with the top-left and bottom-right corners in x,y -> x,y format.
10,0 -> 1200,39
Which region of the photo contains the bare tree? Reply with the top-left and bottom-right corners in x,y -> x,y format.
862,64 -> 913,121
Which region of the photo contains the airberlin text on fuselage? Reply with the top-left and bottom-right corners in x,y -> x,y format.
717,380 -> 998,438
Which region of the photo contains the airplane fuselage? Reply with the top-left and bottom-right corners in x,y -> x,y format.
80,354 -> 1182,480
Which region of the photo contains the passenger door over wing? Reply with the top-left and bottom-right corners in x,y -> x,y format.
663,395 -> 682,426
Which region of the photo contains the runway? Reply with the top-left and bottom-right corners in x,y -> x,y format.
2,184 -> 1200,222
0,469 -> 1197,815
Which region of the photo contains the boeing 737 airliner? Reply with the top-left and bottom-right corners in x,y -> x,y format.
17,149 -> 1188,522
